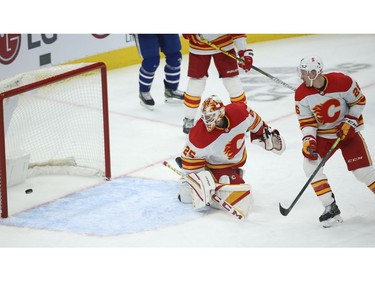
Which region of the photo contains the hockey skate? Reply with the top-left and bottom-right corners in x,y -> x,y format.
319,197 -> 343,228
183,117 -> 194,134
139,91 -> 155,110
164,87 -> 184,103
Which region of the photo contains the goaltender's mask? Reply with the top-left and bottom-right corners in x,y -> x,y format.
201,95 -> 225,132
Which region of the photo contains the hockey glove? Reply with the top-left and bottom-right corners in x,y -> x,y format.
250,124 -> 271,150
238,49 -> 254,72
250,124 -> 286,154
337,115 -> 358,141
302,135 -> 318,160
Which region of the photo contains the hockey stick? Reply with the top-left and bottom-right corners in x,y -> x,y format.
163,161 -> 246,220
198,36 -> 297,92
279,137 -> 341,216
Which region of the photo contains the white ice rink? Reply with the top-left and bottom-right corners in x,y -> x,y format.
1,34 -> 375,280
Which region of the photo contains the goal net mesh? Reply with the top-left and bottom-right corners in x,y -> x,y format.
0,63 -> 110,218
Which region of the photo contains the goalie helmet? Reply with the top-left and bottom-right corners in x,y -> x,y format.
201,95 -> 225,132
297,55 -> 324,79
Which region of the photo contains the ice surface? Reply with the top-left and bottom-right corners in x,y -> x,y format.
1,34 -> 375,280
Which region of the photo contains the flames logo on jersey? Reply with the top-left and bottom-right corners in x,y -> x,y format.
312,99 -> 341,124
224,133 -> 245,160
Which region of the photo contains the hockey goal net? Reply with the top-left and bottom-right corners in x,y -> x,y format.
0,62 -> 111,218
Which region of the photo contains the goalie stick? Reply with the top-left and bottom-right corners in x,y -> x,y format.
163,161 -> 246,221
198,36 -> 297,92
279,137 -> 341,216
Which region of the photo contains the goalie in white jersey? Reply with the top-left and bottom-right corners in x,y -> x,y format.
295,55 -> 375,227
177,95 -> 285,218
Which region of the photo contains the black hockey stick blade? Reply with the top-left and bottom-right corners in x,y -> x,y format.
278,137 -> 341,217
279,203 -> 291,216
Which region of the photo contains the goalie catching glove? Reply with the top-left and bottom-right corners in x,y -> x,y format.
250,123 -> 286,155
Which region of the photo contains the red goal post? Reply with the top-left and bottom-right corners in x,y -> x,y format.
0,62 -> 111,218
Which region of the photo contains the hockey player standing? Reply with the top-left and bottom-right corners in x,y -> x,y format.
295,55 -> 375,227
134,34 -> 184,110
181,34 -> 253,134
177,95 -> 285,218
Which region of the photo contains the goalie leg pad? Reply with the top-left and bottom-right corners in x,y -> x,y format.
211,193 -> 246,220
177,184 -> 192,204
210,184 -> 253,219
185,171 -> 216,209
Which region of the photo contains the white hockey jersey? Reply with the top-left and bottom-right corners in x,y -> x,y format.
181,102 -> 263,174
295,72 -> 366,139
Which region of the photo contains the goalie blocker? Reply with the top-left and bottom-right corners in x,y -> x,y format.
179,170 -> 253,219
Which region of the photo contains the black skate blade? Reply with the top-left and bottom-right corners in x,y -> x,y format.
140,100 -> 154,111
